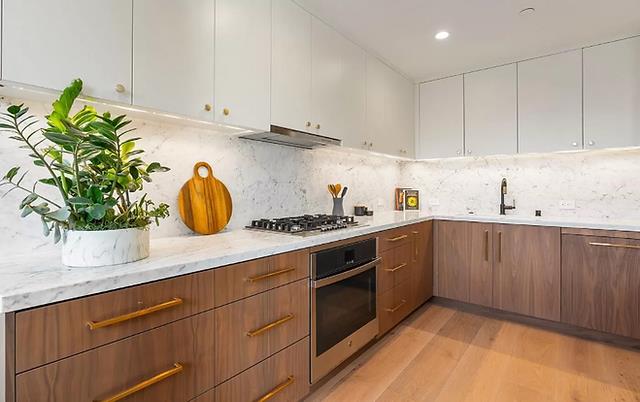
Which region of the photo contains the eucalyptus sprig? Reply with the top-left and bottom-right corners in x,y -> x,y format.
0,79 -> 170,243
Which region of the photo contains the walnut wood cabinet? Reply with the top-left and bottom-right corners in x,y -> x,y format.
435,220 -> 493,305
410,221 -> 434,310
492,224 -> 561,321
562,234 -> 640,338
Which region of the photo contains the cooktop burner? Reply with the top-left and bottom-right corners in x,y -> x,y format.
246,214 -> 358,235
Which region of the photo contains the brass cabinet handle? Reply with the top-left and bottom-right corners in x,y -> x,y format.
384,262 -> 407,272
246,267 -> 296,282
306,121 -> 312,127
97,363 -> 183,402
387,234 -> 408,242
315,123 -> 321,129
484,230 -> 489,261
385,299 -> 407,313
412,231 -> 419,258
498,232 -> 502,263
204,103 -> 212,112
86,298 -> 183,330
223,108 -> 230,116
247,314 -> 294,337
589,242 -> 640,250
115,84 -> 126,93
256,375 -> 295,402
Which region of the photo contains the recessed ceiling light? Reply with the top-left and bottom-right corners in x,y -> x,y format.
520,7 -> 535,16
435,31 -> 450,40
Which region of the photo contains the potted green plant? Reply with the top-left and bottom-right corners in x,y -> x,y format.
0,79 -> 170,267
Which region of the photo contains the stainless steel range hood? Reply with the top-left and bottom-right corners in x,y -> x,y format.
240,125 -> 342,149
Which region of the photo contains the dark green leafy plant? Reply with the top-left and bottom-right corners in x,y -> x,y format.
0,79 -> 170,243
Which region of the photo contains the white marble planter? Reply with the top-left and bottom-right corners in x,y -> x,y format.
62,227 -> 150,267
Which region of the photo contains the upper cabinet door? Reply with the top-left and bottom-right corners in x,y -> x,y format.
418,76 -> 464,159
365,56 -> 414,157
311,17 -> 366,144
584,36 -> 640,150
133,0 -> 214,121
271,0 -> 312,132
464,64 -> 517,157
518,50 -> 583,153
3,0 -> 132,103
215,0 -> 271,130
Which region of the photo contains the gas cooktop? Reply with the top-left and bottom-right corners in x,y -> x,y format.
246,214 -> 359,236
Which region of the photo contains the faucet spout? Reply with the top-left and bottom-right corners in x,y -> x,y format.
500,178 -> 516,215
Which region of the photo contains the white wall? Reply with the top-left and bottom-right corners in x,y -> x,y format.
0,96 -> 403,256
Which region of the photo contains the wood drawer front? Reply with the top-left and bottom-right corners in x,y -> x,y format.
16,311 -> 215,402
214,279 -> 309,384
379,242 -> 413,293
214,338 -> 310,402
379,226 -> 412,253
15,270 -> 215,373
378,280 -> 412,336
562,235 -> 640,338
214,249 -> 309,307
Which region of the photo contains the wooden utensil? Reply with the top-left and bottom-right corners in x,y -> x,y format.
178,162 -> 232,235
328,184 -> 336,198
334,184 -> 342,197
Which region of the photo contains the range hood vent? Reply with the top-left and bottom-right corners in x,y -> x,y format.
240,125 -> 342,149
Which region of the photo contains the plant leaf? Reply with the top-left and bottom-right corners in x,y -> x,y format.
47,206 -> 71,221
68,196 -> 92,205
53,224 -> 62,244
42,217 -> 51,236
3,166 -> 20,181
19,193 -> 38,209
21,205 -> 33,217
86,204 -> 107,220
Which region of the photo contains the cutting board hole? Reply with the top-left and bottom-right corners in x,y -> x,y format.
197,166 -> 210,178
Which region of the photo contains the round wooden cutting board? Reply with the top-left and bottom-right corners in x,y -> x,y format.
178,162 -> 232,235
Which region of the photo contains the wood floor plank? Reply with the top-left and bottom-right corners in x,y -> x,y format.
376,311 -> 485,401
307,304 -> 455,402
307,303 -> 640,402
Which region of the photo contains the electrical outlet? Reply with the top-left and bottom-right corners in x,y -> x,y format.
559,200 -> 576,210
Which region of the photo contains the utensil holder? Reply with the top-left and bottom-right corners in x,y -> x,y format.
332,198 -> 345,217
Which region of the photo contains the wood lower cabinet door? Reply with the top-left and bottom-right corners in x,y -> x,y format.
436,221 -> 492,303
214,338 -> 310,402
410,221 -> 434,309
214,279 -> 309,384
562,235 -> 640,338
493,225 -> 561,321
16,311 -> 215,402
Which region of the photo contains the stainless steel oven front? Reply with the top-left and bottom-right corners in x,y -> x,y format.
310,238 -> 380,383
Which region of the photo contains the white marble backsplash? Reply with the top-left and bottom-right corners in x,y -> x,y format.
401,148 -> 640,221
0,97 -> 402,256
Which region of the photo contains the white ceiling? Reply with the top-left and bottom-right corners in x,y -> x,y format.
295,0 -> 640,82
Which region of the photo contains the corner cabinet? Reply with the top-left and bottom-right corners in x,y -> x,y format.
133,0 -> 215,121
2,0 -> 133,103
365,55 -> 415,157
417,76 -> 464,159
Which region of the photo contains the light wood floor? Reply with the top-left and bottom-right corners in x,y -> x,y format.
306,303 -> 640,402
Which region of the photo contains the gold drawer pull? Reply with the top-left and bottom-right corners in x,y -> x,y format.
247,314 -> 294,337
256,375 -> 295,402
247,267 -> 296,282
385,262 -> 407,272
387,234 -> 408,242
385,299 -> 407,313
86,298 -> 183,330
97,363 -> 183,402
589,242 -> 640,250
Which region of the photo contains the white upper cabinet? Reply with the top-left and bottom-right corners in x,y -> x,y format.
518,50 -> 583,153
418,76 -> 464,159
3,0 -> 132,103
215,0 -> 271,130
464,64 -> 517,157
133,0 -> 214,121
584,36 -> 640,150
311,17 -> 366,145
271,0 -> 312,133
365,55 -> 414,157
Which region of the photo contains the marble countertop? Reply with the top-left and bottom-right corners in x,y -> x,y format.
2,211 -> 640,313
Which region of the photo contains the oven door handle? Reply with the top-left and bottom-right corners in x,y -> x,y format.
312,257 -> 382,288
